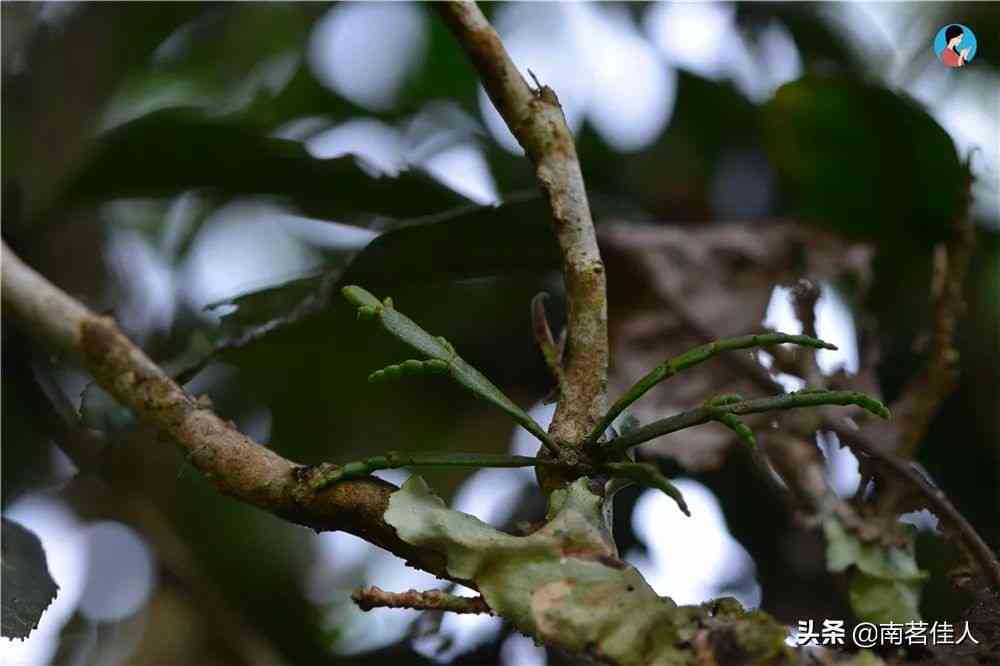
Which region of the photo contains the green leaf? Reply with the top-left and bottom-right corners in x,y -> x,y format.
764,77 -> 964,248
824,518 -> 928,623
165,199 -> 558,473
101,4 -> 313,129
848,574 -> 924,625
339,195 -> 558,287
64,108 -> 472,222
206,272 -> 332,347
368,359 -> 450,383
571,70 -> 759,222
191,196 -> 557,353
2,518 -> 59,640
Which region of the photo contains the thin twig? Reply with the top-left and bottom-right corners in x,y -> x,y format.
789,278 -> 826,387
826,421 -> 1000,590
894,199 -> 976,458
532,292 -> 565,392
790,278 -> 821,340
817,174 -> 997,587
352,586 -> 492,615
436,1 -> 608,446
313,452 -> 559,491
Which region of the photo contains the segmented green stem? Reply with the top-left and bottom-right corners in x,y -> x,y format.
602,462 -> 690,516
716,413 -> 756,450
585,333 -> 837,446
368,359 -> 450,383
343,285 -> 557,453
313,452 -> 556,490
606,389 -> 889,456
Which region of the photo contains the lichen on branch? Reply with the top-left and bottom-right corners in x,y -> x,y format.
383,474 -> 793,665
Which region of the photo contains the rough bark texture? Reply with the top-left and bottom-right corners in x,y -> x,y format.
1,241 -> 459,586
436,1 -> 608,447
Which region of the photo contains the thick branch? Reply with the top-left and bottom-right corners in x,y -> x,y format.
1,242 -> 462,586
436,1 -> 607,445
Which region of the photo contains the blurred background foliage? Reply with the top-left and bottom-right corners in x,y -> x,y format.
2,2 -> 997,665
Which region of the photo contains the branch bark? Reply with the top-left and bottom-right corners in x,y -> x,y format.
1,241 -> 463,587
352,586 -> 492,615
893,201 -> 976,458
436,1 -> 608,446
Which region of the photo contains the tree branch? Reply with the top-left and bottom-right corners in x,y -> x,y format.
825,420 -> 1000,590
22,362 -> 291,666
436,1 -> 608,446
352,586 -> 492,615
531,291 -> 565,395
1,241 -> 465,587
893,202 -> 975,458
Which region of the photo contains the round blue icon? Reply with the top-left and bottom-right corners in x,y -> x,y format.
934,24 -> 977,68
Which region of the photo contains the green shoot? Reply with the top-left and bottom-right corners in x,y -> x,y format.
343,286 -> 557,454
606,389 -> 889,456
313,452 -> 557,491
585,333 -> 837,446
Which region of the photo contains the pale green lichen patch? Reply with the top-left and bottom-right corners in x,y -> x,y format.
385,476 -> 793,665
825,517 -> 927,623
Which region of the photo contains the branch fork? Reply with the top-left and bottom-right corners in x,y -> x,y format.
6,3 -> 990,664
